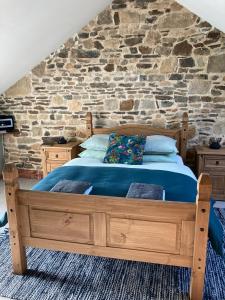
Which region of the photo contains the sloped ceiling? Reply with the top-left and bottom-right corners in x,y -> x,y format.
0,0 -> 111,95
177,0 -> 225,33
1,0 -> 225,95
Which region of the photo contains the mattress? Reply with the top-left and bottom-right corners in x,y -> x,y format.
64,155 -> 196,180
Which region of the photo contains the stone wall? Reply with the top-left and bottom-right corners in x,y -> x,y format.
1,0 -> 225,171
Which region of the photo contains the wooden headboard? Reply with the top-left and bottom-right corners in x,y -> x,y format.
86,112 -> 189,161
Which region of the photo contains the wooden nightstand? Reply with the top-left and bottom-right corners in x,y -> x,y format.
196,146 -> 225,200
42,141 -> 80,177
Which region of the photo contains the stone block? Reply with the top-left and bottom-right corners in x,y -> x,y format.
140,100 -> 156,110
152,117 -> 166,128
120,99 -> 134,111
145,31 -> 161,46
173,41 -> 192,56
160,57 -> 177,73
104,64 -> 115,72
105,99 -> 118,111
83,39 -> 95,49
207,54 -> 225,73
125,37 -> 143,46
32,62 -> 46,77
214,120 -> 225,135
179,57 -> 195,68
97,9 -> 113,25
188,80 -> 211,95
68,101 -> 82,112
158,12 -> 196,29
51,95 -> 65,106
32,127 -> 43,137
71,49 -> 100,59
5,76 -> 32,97
139,46 -> 152,54
119,11 -> 140,24
104,39 -> 120,49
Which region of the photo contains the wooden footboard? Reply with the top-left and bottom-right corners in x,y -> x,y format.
3,164 -> 212,300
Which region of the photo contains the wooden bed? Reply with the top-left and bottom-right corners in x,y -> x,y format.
3,112 -> 212,300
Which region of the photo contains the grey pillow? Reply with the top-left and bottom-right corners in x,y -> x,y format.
50,180 -> 91,194
126,183 -> 164,200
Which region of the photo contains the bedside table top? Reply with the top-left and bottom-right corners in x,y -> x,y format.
196,146 -> 225,155
42,141 -> 80,150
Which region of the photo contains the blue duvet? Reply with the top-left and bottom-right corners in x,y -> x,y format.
33,165 -> 225,258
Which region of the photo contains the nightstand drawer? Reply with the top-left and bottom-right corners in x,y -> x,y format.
46,150 -> 69,161
204,156 -> 225,170
46,161 -> 65,173
197,146 -> 225,201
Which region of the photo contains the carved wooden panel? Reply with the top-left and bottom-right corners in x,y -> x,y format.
30,208 -> 93,244
180,220 -> 195,256
107,217 -> 181,254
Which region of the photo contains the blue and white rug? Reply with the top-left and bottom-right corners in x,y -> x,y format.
0,231 -> 224,300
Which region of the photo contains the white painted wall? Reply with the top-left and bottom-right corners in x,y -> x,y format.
0,0 -> 111,95
177,0 -> 225,33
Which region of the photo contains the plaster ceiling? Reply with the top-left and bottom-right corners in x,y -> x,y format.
177,0 -> 225,33
0,0 -> 111,95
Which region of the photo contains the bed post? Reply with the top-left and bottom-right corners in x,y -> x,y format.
3,163 -> 27,274
190,173 -> 212,300
86,112 -> 93,137
180,112 -> 188,162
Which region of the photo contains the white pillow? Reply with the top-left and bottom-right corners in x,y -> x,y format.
80,134 -> 109,151
79,149 -> 106,161
144,135 -> 178,154
81,134 -> 178,154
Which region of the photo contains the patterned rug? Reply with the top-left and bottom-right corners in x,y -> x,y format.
0,231 -> 224,300
215,207 -> 225,227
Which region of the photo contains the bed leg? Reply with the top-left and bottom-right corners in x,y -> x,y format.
190,173 -> 212,300
3,163 -> 27,275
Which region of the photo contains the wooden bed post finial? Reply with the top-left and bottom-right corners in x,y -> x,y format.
190,173 -> 212,300
180,112 -> 189,162
3,163 -> 27,275
86,112 -> 93,138
3,163 -> 18,184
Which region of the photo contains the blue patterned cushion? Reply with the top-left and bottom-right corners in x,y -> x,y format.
103,133 -> 146,165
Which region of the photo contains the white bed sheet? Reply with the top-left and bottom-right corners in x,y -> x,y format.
64,156 -> 196,180
175,155 -> 184,165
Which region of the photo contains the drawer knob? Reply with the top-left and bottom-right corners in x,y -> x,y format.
216,161 -> 219,165
55,154 -> 59,158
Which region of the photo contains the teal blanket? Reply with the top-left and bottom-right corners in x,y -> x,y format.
33,166 -> 197,201
32,165 -> 224,258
